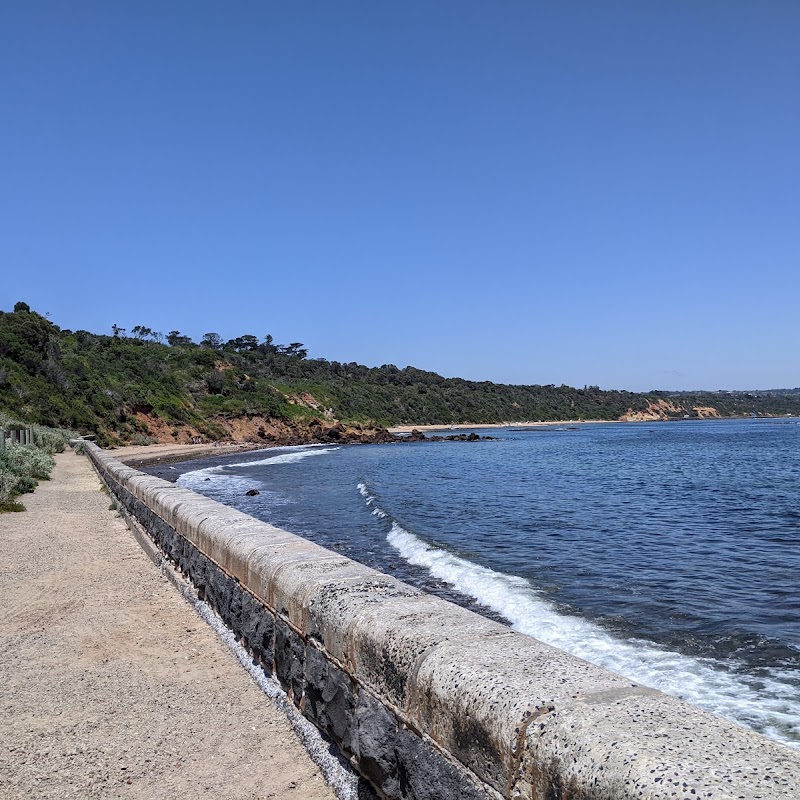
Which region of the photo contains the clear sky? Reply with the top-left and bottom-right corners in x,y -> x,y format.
2,2 -> 798,391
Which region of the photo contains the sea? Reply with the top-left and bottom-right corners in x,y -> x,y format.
155,417 -> 800,749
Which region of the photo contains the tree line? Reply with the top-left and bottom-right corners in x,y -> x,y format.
3,303 -> 800,445
110,324 -> 309,358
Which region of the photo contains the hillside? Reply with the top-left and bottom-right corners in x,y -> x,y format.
2,304 -> 799,445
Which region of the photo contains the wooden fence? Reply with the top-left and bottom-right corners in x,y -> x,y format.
0,427 -> 35,451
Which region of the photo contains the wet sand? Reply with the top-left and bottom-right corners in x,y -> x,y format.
110,441 -> 271,467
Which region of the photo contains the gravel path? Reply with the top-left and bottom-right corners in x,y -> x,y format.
0,450 -> 339,799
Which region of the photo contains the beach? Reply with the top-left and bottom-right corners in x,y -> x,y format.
387,419 -> 609,433
110,441 -> 270,467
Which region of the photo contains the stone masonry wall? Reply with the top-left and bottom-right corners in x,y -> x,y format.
83,443 -> 800,800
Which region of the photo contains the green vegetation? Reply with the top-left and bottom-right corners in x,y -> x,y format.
0,410 -> 74,511
2,305 -> 800,451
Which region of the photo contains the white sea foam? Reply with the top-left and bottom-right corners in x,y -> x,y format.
178,446 -> 339,491
358,483 -> 800,748
178,471 -> 256,493
228,445 -> 339,469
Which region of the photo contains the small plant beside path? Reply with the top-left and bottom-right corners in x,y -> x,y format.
0,413 -> 74,512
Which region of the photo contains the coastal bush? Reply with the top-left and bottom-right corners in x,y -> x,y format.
0,450 -> 53,510
14,474 -> 37,494
0,412 -> 73,455
0,410 -> 73,511
131,433 -> 159,446
0,445 -> 55,481
0,468 -> 36,510
0,472 -> 20,504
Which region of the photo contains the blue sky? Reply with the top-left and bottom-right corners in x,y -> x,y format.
2,2 -> 798,391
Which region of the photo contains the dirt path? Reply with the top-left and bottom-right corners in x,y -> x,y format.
0,450 -> 338,799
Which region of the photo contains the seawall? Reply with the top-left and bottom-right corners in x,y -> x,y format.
82,442 -> 800,799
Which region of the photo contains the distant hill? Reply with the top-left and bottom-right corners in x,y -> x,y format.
2,304 -> 799,445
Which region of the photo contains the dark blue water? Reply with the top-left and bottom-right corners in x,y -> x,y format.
168,418 -> 800,747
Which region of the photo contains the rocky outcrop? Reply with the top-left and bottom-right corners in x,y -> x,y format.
306,419 -> 396,445
407,429 -> 491,442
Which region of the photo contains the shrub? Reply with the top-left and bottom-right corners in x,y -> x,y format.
0,472 -> 20,504
0,417 -> 67,512
0,445 -> 55,480
14,475 -> 37,494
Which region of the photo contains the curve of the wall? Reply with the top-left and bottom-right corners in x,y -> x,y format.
82,442 -> 800,799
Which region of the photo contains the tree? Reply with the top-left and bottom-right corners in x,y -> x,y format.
112,324 -> 126,338
284,342 -> 308,359
205,370 -> 225,394
14,301 -> 30,313
131,325 -> 154,341
167,330 -> 193,347
239,334 -> 259,351
225,334 -> 259,352
200,332 -> 223,350
259,334 -> 278,354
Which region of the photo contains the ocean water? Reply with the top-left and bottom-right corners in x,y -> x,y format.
167,418 -> 800,748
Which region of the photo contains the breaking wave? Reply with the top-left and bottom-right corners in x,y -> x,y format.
356,482 -> 800,748
178,445 -> 339,491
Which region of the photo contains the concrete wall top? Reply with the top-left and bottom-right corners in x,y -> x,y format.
83,442 -> 800,799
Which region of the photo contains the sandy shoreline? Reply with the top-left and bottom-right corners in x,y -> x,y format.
110,441 -> 271,467
110,423 -> 609,467
387,419 -> 610,433
105,416 -> 724,466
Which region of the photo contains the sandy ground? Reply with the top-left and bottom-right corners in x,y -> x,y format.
0,450 -> 337,800
387,420 -> 607,433
109,442 -> 269,467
